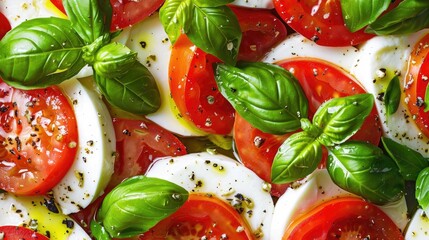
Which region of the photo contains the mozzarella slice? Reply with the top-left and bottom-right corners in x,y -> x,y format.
231,0 -> 274,9
405,209 -> 429,239
0,192 -> 91,239
125,13 -> 205,137
351,30 -> 429,157
270,169 -> 408,240
146,152 -> 274,240
52,77 -> 115,215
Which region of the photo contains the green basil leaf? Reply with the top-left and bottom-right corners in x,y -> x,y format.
0,18 -> 86,89
63,0 -> 112,44
97,176 -> 188,238
192,0 -> 233,7
328,141 -> 404,205
366,0 -> 429,35
186,5 -> 241,65
95,62 -> 161,114
382,137 -> 429,181
424,83 -> 429,112
159,0 -> 194,44
90,221 -> 111,240
215,62 -> 309,134
271,131 -> 322,184
313,93 -> 374,146
416,167 -> 429,212
93,42 -> 137,78
384,75 -> 401,117
341,0 -> 391,32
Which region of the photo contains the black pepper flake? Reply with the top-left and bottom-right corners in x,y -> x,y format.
376,92 -> 385,101
44,198 -> 59,213
416,97 -> 425,107
46,231 -> 51,238
140,41 -> 147,48
62,218 -> 75,229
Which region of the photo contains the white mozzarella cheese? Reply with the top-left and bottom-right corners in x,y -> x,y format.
231,0 -> 274,9
146,152 -> 274,240
351,30 -> 429,157
52,77 -> 115,215
270,169 -> 408,240
0,192 -> 91,239
263,33 -> 359,73
405,209 -> 429,239
126,13 -> 206,137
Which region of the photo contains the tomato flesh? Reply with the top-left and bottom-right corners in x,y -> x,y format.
405,33 -> 429,139
140,194 -> 253,240
283,197 -> 403,239
0,80 -> 78,195
0,12 -> 11,39
0,226 -> 49,240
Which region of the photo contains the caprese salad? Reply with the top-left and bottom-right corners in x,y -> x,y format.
1,0 -> 429,239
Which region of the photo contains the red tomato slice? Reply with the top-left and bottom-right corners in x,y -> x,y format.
0,226 -> 49,240
0,80 -> 78,195
50,0 -> 164,30
140,194 -> 254,239
405,33 -> 429,139
0,12 -> 11,39
273,0 -> 374,46
282,197 -> 403,239
231,6 -> 288,62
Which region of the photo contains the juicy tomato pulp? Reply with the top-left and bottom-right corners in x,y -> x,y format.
0,81 -> 78,195
0,12 -> 11,39
405,33 -> 429,139
283,197 -> 403,239
50,0 -> 164,30
0,226 -> 49,240
273,0 -> 374,46
140,194 -> 254,240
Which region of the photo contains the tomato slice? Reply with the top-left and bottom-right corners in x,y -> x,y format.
0,12 -> 11,39
405,33 -> 429,139
140,194 -> 254,239
0,226 -> 49,240
282,197 -> 403,239
273,0 -> 374,46
0,80 -> 78,195
49,0 -> 164,31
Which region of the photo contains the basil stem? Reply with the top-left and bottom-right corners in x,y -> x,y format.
215,62 -> 308,135
384,75 -> 401,117
366,0 -> 429,35
94,176 -> 189,239
314,93 -> 374,147
0,18 -> 86,89
328,141 -> 404,205
63,0 -> 112,44
271,131 -> 322,184
416,167 -> 429,212
382,137 -> 429,181
341,0 -> 391,32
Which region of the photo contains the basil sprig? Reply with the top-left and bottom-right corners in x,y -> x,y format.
327,141 -> 404,205
416,167 -> 429,212
91,176 -> 189,239
0,0 -> 160,115
215,62 -> 308,134
159,0 -> 241,65
340,0 -> 391,32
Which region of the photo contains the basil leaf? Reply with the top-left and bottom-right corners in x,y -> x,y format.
271,131 -> 322,184
341,0 -> 391,32
192,0 -> 233,7
97,176 -> 188,238
90,221 -> 111,240
382,137 -> 429,181
328,141 -> 404,205
63,0 -> 112,44
384,75 -> 401,117
424,83 -> 429,112
0,18 -> 86,89
215,62 -> 309,134
416,167 -> 429,211
313,94 -> 374,147
159,0 -> 194,44
187,5 -> 241,65
93,42 -> 137,78
95,62 -> 161,114
366,0 -> 429,35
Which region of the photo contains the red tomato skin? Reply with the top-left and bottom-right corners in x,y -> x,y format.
139,194 -> 253,240
0,81 -> 78,195
0,226 -> 49,240
283,198 -> 404,240
0,12 -> 11,39
273,0 -> 374,46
